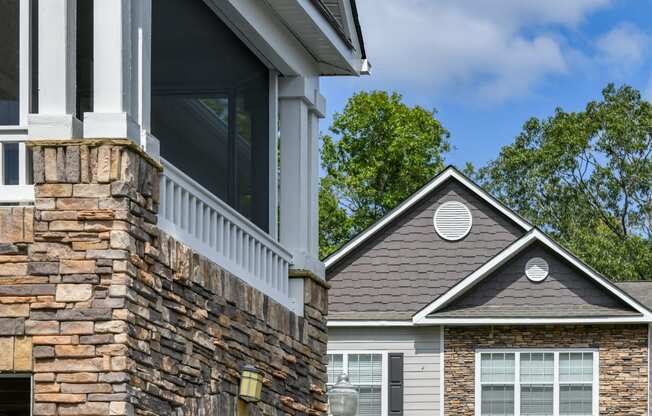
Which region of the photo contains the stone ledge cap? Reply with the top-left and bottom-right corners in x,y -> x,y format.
27,138 -> 163,172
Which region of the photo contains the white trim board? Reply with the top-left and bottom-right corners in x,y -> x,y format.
327,320 -> 415,327
324,166 -> 533,269
413,229 -> 652,324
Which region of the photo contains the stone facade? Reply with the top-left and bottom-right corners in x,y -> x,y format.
444,325 -> 648,415
0,140 -> 329,416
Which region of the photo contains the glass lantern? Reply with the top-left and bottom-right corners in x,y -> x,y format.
328,374 -> 358,416
239,365 -> 263,403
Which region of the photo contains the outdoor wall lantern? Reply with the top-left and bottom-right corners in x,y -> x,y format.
239,365 -> 263,403
328,374 -> 359,416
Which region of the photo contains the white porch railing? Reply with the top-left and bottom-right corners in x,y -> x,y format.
158,159 -> 297,312
0,140 -> 34,204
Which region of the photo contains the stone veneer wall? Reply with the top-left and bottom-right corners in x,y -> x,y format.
444,325 -> 648,415
0,140 -> 329,416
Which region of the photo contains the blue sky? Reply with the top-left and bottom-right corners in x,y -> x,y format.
320,0 -> 652,169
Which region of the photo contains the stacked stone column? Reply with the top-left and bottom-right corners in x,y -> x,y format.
0,139 -> 329,416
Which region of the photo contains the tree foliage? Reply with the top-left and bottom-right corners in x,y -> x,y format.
479,84 -> 652,280
319,91 -> 450,258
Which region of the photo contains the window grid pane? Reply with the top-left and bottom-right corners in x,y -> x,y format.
327,354 -> 343,386
560,352 -> 593,384
481,353 -> 515,384
481,385 -> 515,416
348,354 -> 382,385
560,385 -> 592,416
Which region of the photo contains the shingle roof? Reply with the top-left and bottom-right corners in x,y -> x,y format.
616,281 -> 652,310
327,179 -> 525,317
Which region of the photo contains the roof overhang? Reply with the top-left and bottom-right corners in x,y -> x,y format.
325,166 -> 533,270
265,0 -> 368,75
413,229 -> 652,325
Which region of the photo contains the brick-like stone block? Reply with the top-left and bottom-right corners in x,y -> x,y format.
73,184 -> 110,198
58,401 -> 110,415
60,260 -> 96,274
0,318 -> 25,335
0,303 -> 29,317
56,284 -> 93,302
25,320 -> 59,335
38,183 -> 73,197
14,336 -> 33,370
55,344 -> 96,357
35,357 -> 104,373
0,336 -> 14,369
33,403 -> 57,416
61,321 -> 94,335
35,393 -> 86,403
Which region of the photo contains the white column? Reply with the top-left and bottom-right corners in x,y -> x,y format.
279,76 -> 325,279
308,103 -> 324,258
83,0 -> 142,142
28,0 -> 82,138
268,70 -> 279,239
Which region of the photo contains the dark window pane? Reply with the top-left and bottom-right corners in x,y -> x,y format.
0,0 -> 20,125
0,377 -> 31,416
3,142 -> 19,185
30,0 -> 38,113
152,0 -> 269,231
76,0 -> 93,119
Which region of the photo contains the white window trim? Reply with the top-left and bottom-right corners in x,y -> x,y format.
0,0 -> 32,132
474,349 -> 599,416
327,350 -> 389,416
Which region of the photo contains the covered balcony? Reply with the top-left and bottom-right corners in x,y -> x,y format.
0,0 -> 366,315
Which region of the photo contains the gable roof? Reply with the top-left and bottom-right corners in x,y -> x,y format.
413,229 -> 652,324
324,166 -> 532,269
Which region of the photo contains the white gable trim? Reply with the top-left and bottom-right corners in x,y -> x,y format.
324,167 -> 533,268
413,229 -> 652,323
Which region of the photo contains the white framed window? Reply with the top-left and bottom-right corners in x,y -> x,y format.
475,350 -> 599,416
327,352 -> 387,416
0,0 -> 34,130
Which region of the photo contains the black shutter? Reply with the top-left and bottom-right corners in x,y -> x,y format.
388,353 -> 404,416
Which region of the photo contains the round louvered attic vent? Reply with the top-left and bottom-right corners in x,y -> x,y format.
433,201 -> 472,241
525,257 -> 549,282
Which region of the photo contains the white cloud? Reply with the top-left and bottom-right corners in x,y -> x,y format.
595,24 -> 651,73
356,0 -> 611,102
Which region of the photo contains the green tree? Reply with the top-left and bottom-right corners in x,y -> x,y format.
320,91 -> 450,258
479,84 -> 652,280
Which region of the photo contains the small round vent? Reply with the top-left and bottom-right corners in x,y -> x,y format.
525,257 -> 549,282
433,201 -> 472,241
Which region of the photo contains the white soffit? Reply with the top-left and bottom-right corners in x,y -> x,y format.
325,166 -> 533,269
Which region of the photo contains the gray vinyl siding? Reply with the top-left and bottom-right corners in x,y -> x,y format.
328,179 -> 525,318
328,326 -> 442,416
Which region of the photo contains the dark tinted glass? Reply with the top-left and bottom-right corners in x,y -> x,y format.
152,0 -> 269,230
0,0 -> 20,125
3,142 -> 19,185
0,377 -> 31,416
76,0 -> 93,119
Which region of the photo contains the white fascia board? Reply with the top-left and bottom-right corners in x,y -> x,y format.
325,167 -> 533,269
205,0 -> 319,77
413,229 -> 652,324
417,316 -> 652,325
327,320 -> 414,327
